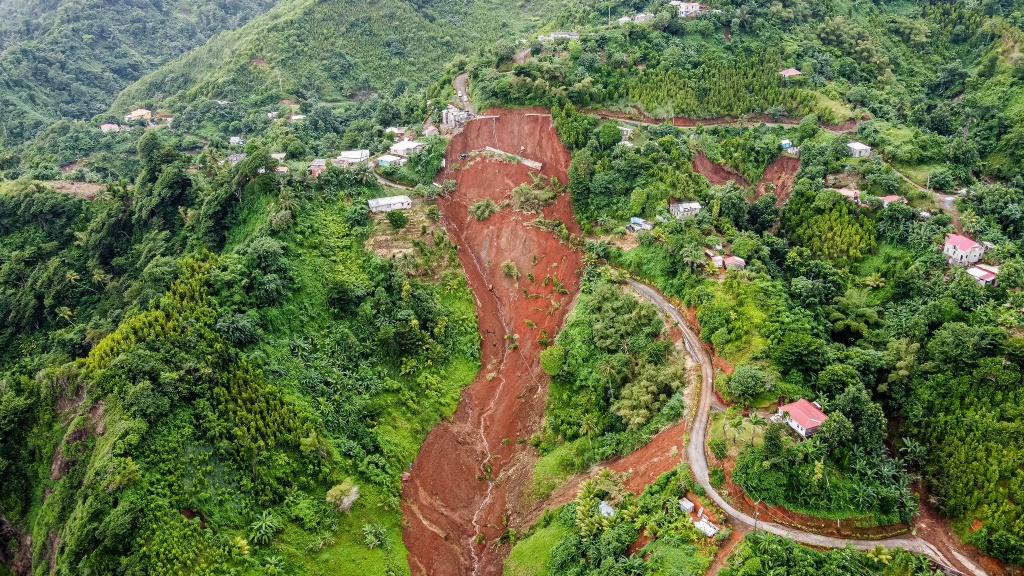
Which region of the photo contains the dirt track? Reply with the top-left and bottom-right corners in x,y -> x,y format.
401,110 -> 582,576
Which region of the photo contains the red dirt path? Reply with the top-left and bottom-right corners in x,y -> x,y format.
401,110 -> 583,576
693,152 -> 749,187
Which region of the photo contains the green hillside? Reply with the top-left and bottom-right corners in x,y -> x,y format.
111,0 -> 568,131
0,0 -> 279,144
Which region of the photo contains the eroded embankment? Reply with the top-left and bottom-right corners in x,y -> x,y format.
401,110 -> 583,576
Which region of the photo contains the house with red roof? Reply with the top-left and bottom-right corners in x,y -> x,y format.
944,233 -> 985,265
778,398 -> 827,438
779,68 -> 802,77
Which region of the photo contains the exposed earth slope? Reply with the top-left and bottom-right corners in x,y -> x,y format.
402,110 -> 583,575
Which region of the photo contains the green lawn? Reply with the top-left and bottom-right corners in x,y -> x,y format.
503,523 -> 570,576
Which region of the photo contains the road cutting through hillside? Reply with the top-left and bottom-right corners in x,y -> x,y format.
627,279 -> 990,576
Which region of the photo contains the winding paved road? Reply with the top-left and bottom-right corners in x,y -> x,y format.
626,279 -> 986,576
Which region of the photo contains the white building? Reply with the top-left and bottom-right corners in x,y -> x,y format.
944,233 -> 985,265
377,154 -> 407,167
368,195 -> 413,213
847,141 -> 872,157
634,12 -> 655,22
334,149 -> 371,168
780,139 -> 793,149
390,140 -> 427,157
673,1 -> 703,17
670,201 -> 702,219
270,152 -> 287,162
678,498 -> 695,513
617,15 -> 632,25
229,136 -> 244,146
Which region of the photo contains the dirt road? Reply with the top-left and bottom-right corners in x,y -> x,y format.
626,279 -> 988,576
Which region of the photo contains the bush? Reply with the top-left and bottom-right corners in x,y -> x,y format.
709,467 -> 726,488
727,365 -> 774,405
386,210 -> 409,229
469,198 -> 498,220
502,260 -> 520,279
709,438 -> 728,460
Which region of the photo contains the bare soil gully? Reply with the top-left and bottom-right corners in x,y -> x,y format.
401,109 -> 583,576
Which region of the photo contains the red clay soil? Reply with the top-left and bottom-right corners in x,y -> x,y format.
401,109 -> 584,576
913,484 -> 1007,576
608,421 -> 687,493
754,155 -> 800,206
693,152 -> 749,187
524,420 -> 689,525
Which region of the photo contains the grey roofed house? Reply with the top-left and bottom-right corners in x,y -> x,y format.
368,195 -> 413,213
670,201 -> 702,219
226,153 -> 247,166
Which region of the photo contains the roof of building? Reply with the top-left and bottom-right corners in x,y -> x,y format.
276,166 -> 289,173
378,154 -> 404,162
672,201 -> 702,210
599,501 -> 615,517
270,152 -> 287,161
967,265 -> 999,282
723,255 -> 745,265
391,140 -> 426,152
779,398 -> 827,430
337,149 -> 370,161
779,68 -> 802,77
100,124 -> 120,131
630,217 -> 649,225
309,158 -> 327,168
847,141 -> 871,151
780,139 -> 792,146
368,195 -> 412,209
945,233 -> 981,252
836,188 -> 860,200
693,518 -> 719,537
385,126 -> 406,134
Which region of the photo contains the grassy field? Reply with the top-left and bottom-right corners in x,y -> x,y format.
503,523 -> 570,576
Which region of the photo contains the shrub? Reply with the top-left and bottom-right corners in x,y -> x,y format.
469,198 -> 498,220
386,210 -> 408,229
709,438 -> 728,460
709,467 -> 726,488
726,365 -> 774,405
502,260 -> 520,279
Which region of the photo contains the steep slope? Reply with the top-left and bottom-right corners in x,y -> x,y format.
0,0 -> 278,144
112,0 -> 567,120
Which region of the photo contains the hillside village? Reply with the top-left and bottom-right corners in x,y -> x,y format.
3,0 -> 1024,575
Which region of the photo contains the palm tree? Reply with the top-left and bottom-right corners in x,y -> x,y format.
746,413 -> 767,446
351,162 -> 375,185
828,287 -> 880,339
579,413 -> 597,449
